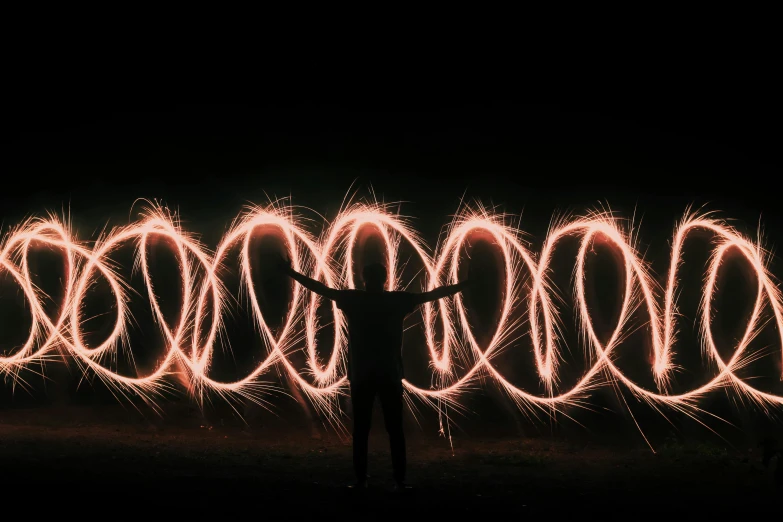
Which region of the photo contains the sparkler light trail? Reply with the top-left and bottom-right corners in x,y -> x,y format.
1,198 -> 782,445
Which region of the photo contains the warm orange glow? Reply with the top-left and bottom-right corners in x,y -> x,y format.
2,199 -> 782,448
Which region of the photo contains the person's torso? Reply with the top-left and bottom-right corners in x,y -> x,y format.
338,291 -> 413,380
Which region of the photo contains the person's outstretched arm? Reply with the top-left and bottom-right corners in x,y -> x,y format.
412,280 -> 471,306
277,256 -> 342,302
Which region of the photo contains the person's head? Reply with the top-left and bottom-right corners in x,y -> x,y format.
362,263 -> 387,292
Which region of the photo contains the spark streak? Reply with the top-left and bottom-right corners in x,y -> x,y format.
1,199 -> 782,442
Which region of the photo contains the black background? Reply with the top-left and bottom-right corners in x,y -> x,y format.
2,102 -> 780,243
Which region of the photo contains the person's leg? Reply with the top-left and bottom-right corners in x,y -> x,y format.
350,379 -> 375,485
379,377 -> 406,485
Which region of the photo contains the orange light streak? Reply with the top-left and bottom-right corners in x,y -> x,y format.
1,199 -> 782,444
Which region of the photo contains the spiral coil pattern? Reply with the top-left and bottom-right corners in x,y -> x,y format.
2,200 -> 782,431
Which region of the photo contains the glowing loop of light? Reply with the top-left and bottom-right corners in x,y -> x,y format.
1,202 -> 782,423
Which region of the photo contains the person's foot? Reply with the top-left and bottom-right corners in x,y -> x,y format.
347,481 -> 368,491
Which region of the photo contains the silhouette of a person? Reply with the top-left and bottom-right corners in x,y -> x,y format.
278,256 -> 470,490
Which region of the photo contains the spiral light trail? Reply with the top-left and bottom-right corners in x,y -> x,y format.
1,198 -> 782,445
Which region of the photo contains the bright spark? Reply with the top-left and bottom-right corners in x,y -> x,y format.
1,198 -> 782,448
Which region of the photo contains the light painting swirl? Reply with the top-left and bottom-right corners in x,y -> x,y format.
1,199 -> 782,445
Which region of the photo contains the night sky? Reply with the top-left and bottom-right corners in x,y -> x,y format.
3,102 -> 780,250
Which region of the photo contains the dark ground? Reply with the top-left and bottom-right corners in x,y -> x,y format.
0,402 -> 779,518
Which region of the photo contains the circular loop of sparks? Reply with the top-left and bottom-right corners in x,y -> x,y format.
1,201 -> 782,434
